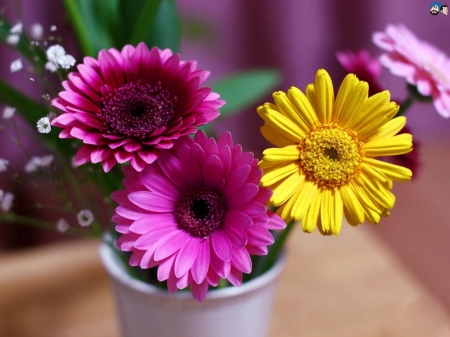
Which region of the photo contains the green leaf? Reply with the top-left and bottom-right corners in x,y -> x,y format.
211,70 -> 281,116
63,0 -> 119,56
129,0 -> 164,45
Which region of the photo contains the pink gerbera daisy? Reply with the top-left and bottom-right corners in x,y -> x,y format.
373,23 -> 450,118
111,131 -> 285,302
52,43 -> 224,172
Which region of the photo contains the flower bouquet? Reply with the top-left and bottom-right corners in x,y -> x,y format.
2,1 -> 446,336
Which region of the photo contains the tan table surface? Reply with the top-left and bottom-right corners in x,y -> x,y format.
0,226 -> 449,337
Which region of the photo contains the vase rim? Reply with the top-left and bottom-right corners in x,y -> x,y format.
99,242 -> 286,302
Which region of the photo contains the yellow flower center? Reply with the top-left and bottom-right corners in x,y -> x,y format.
299,125 -> 363,188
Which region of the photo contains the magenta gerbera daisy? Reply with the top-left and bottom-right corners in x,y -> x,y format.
373,23 -> 450,118
111,131 -> 285,302
52,43 -> 224,172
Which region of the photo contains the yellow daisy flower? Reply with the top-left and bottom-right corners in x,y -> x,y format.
258,69 -> 412,235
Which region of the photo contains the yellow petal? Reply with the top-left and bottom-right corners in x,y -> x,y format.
348,90 -> 390,128
291,179 -> 318,221
287,86 -> 319,131
333,74 -> 358,122
332,189 -> 344,235
363,116 -> 406,142
349,180 -> 379,212
262,145 -> 300,162
338,80 -> 369,129
302,189 -> 322,233
360,162 -> 388,183
362,158 -> 412,182
260,124 -> 294,148
272,91 -> 311,134
356,101 -> 399,140
305,83 -> 318,116
320,188 -> 332,234
314,69 -> 334,124
357,173 -> 395,209
364,133 -> 413,157
263,109 -> 306,142
270,170 -> 304,206
260,162 -> 299,186
340,185 -> 365,224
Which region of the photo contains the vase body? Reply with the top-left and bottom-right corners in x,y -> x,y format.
99,243 -> 285,337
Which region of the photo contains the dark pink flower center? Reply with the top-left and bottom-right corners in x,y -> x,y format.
102,81 -> 177,139
174,185 -> 227,238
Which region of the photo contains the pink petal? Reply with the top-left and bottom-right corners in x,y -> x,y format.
224,211 -> 253,229
157,254 -> 176,281
174,237 -> 200,277
128,191 -> 175,212
227,267 -> 243,287
227,183 -> 259,209
211,230 -> 232,262
224,165 -> 250,197
140,169 -> 180,200
231,248 -> 252,274
223,226 -> 247,249
154,230 -> 190,261
190,280 -> 209,302
202,155 -> 223,188
246,226 -> 274,246
191,240 -> 210,284
129,214 -> 176,234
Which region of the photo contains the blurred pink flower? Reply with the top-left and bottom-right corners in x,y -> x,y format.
336,50 -> 384,96
111,131 -> 285,302
52,43 -> 224,172
373,23 -> 450,118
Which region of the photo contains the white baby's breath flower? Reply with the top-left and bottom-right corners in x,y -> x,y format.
50,25 -> 57,32
57,218 -> 70,233
3,106 -> 16,119
30,23 -> 44,40
6,34 -> 20,45
10,22 -> 22,34
46,45 -> 66,63
37,116 -> 51,133
10,59 -> 23,73
0,158 -> 9,172
57,54 -> 76,69
0,191 -> 14,212
45,61 -> 57,73
77,210 -> 94,227
24,156 -> 41,172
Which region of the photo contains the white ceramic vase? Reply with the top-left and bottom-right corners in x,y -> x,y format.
99,243 -> 285,337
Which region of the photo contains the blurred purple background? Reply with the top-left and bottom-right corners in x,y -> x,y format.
0,0 -> 449,314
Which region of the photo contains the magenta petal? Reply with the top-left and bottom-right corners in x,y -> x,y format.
210,248 -> 231,278
202,155 -> 223,188
247,244 -> 268,256
223,226 -> 247,249
157,254 -> 176,281
246,226 -> 274,246
227,267 -> 243,287
231,248 -> 252,274
224,165 -> 251,197
190,280 -> 209,302
129,250 -> 145,267
157,151 -> 187,188
154,230 -> 190,261
175,273 -> 190,289
177,145 -> 202,185
191,240 -> 210,284
227,183 -> 259,209
128,191 -> 175,212
174,237 -> 200,278
133,227 -> 176,250
211,230 -> 232,262
129,214 -> 176,234
224,211 -> 253,229
140,169 -> 179,200
236,201 -> 266,218
266,211 -> 287,230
